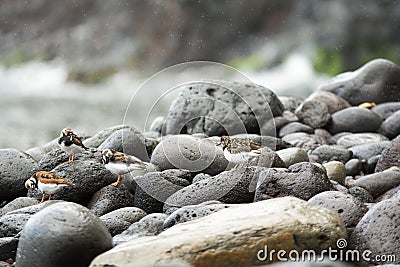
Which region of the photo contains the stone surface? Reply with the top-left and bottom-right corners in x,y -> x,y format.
0,213 -> 30,238
149,116 -> 166,134
372,102 -> 400,120
304,90 -> 351,114
375,135 -> 400,172
294,100 -> 331,128
112,213 -> 168,246
0,197 -> 37,216
25,138 -> 59,162
0,236 -> 18,262
192,173 -> 212,183
279,122 -> 314,137
349,171 -> 400,199
150,135 -> 228,175
230,134 -> 291,151
365,155 -> 381,174
282,132 -> 320,151
165,167 -> 265,209
87,185 -> 135,217
99,207 -> 147,236
164,80 -> 284,136
336,133 -> 388,148
276,147 -> 309,167
311,145 -> 352,163
255,163 -> 334,201
323,161 -> 346,185
345,159 -> 363,176
247,147 -> 286,169
16,202 -> 112,267
278,96 -> 303,112
320,58 -> 400,105
0,149 -> 36,201
326,107 -> 383,134
349,141 -> 391,160
379,109 -> 400,139
163,201 -> 232,229
349,198 -> 400,265
90,197 -> 346,267
83,125 -> 130,148
348,186 -> 374,203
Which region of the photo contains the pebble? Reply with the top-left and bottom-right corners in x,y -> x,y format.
282,132 -> 320,151
348,186 -> 374,203
336,133 -> 388,148
294,100 -> 331,128
278,96 -> 303,112
375,135 -> 400,172
345,159 -> 363,176
278,122 -> 314,137
83,125 -> 130,148
276,147 -> 309,167
16,202 -> 112,267
99,207 -> 147,236
349,141 -> 391,160
365,155 -> 381,174
310,145 -> 352,163
191,173 -> 212,183
323,161 -> 346,185
326,107 -> 383,134
372,101 -> 400,120
304,90 -> 351,114
329,132 -> 352,145
379,109 -> 400,139
149,116 -> 166,134
350,171 -> 400,199
261,116 -> 290,136
0,197 -> 37,217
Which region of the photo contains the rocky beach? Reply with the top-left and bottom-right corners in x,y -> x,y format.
0,58 -> 400,267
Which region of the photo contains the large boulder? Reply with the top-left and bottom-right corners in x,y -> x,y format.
90,197 -> 346,267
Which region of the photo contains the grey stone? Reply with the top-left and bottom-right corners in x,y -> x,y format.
247,147 -> 286,169
313,128 -> 332,145
282,110 -> 299,122
329,132 -> 352,145
372,102 -> 400,120
0,214 -> 30,238
0,149 -> 36,201
349,198 -> 400,265
276,147 -> 309,167
113,213 -> 168,246
336,133 -> 389,148
345,159 -> 363,176
255,162 -> 334,201
375,135 -> 400,172
0,236 -> 18,262
149,116 -> 166,134
260,116 -> 289,137
87,184 -> 135,217
0,198 -> 37,216
279,122 -> 314,137
16,202 -> 112,267
295,100 -> 331,128
25,138 -> 59,162
100,217 -> 131,237
282,132 -> 320,151
278,96 -> 303,112
379,110 -> 400,139
365,155 -> 380,174
308,191 -> 368,234
349,141 -> 390,160
348,186 -> 374,203
376,185 -> 400,202
305,90 -> 351,114
311,145 -> 352,163
99,207 -> 147,236
350,171 -> 400,199
164,80 -> 284,136
320,58 -> 400,105
192,173 -> 212,183
150,135 -> 228,175
83,125 -> 130,148
326,107 -> 383,134
323,161 -> 346,185
163,201 -> 232,229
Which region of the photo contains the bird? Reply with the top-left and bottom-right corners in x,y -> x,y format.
58,127 -> 88,163
25,171 -> 74,203
101,149 -> 149,186
219,135 -> 262,169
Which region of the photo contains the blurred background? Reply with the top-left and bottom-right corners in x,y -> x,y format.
1,0 -> 399,150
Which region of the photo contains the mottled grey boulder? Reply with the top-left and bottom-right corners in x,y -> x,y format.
255,162 -> 334,201
349,141 -> 391,160
311,145 -> 352,163
150,135 -> 228,175
305,90 -> 351,114
0,213 -> 30,238
372,102 -> 400,120
349,171 -> 400,199
0,197 -> 37,216
375,135 -> 400,172
295,100 -> 331,128
309,191 -> 368,234
100,207 -> 147,236
164,80 -> 283,136
83,125 -> 130,148
379,110 -> 400,139
279,122 -> 314,137
16,202 -> 112,267
320,58 -> 400,105
282,132 -> 320,151
348,186 -> 374,203
337,133 -> 388,148
349,198 -> 400,265
0,149 -> 36,201
326,107 -> 383,134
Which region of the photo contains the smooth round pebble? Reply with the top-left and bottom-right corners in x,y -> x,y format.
372,101 -> 400,120
323,161 -> 346,185
379,109 -> 400,139
279,122 -> 314,137
0,197 -> 38,216
349,141 -> 390,160
276,147 -> 309,167
345,159 -> 363,176
336,133 -> 388,148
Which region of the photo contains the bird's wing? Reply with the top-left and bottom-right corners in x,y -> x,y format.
36,171 -> 74,185
249,141 -> 262,150
72,134 -> 88,149
112,151 -> 146,167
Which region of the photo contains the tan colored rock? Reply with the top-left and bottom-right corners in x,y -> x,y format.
90,197 -> 346,267
323,161 -> 347,185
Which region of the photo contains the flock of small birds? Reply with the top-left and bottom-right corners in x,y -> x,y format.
25,128 -> 264,203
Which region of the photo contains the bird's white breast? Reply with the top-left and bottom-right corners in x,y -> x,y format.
38,182 -> 68,195
59,142 -> 84,154
224,149 -> 260,163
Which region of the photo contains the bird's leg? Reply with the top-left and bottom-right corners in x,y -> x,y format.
112,175 -> 121,186
39,194 -> 45,204
67,153 -> 74,163
48,194 -> 52,201
232,163 -> 239,170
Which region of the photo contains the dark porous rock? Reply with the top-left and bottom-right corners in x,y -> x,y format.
326,107 -> 383,134
87,185 -> 135,217
350,171 -> 400,199
83,125 -> 130,148
349,198 -> 400,265
308,191 -> 368,234
305,90 -> 351,114
345,159 -> 363,176
279,122 -> 314,137
134,172 -> 190,214
365,155 -> 381,174
192,173 -> 212,183
164,80 -> 284,136
311,145 -> 352,163
348,186 -> 374,203
295,100 -> 331,128
255,162 -> 334,201
278,96 -> 303,112
372,102 -> 400,120
149,116 -> 166,134
282,132 -> 319,151
336,133 -> 388,148
231,134 -> 291,151
97,126 -> 149,161
349,141 -> 391,160
0,214 -> 30,238
165,167 -> 265,209
0,149 -> 36,201
0,236 -> 18,262
0,197 -> 37,216
28,159 -> 115,205
16,202 -> 112,267
99,207 -> 147,236
113,213 -> 168,246
150,135 -> 228,175
379,110 -> 400,139
163,201 -> 233,229
25,138 -> 59,162
320,58 -> 400,105
375,135 -> 400,172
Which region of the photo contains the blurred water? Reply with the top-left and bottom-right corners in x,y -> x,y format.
0,54 -> 328,150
